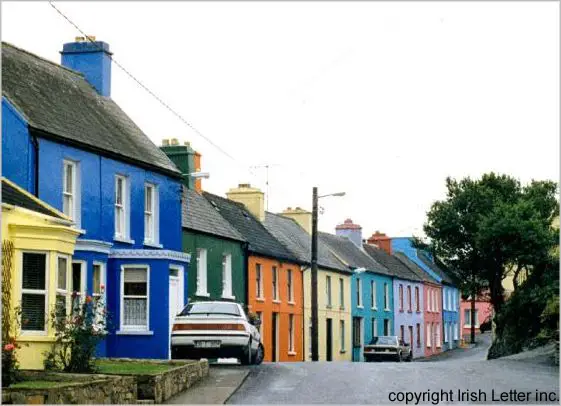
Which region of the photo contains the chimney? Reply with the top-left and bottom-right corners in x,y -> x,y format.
367,230 -> 392,255
226,184 -> 265,222
61,37 -> 112,97
193,150 -> 202,193
280,207 -> 312,234
160,140 -> 197,189
335,219 -> 362,248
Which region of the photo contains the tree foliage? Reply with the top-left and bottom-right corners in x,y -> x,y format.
421,173 -> 559,314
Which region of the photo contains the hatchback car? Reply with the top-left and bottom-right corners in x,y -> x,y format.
363,336 -> 412,362
170,301 -> 264,365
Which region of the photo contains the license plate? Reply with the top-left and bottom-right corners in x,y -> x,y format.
195,340 -> 221,348
385,349 -> 390,352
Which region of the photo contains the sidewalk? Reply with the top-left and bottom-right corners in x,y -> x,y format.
165,365 -> 250,404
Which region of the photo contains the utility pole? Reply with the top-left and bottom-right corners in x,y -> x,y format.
311,187 -> 319,362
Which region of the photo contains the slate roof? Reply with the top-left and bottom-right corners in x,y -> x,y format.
263,212 -> 348,272
318,232 -> 392,276
2,178 -> 65,219
362,244 -> 423,282
2,42 -> 180,177
417,252 -> 456,286
202,192 -> 302,263
181,188 -> 245,242
393,252 -> 440,284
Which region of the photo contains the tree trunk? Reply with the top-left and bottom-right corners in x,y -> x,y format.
489,274 -> 505,315
512,264 -> 523,291
471,271 -> 476,344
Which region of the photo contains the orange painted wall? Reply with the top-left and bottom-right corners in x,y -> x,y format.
247,255 -> 304,362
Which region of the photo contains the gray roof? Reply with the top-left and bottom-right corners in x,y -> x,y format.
393,252 -> 440,284
417,252 -> 456,285
362,244 -> 423,282
318,232 -> 392,276
182,188 -> 245,242
2,42 -> 180,177
2,178 -> 64,219
263,212 -> 348,272
202,192 -> 302,264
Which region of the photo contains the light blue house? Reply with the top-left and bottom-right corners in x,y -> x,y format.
391,237 -> 460,351
2,40 -> 190,359
320,220 -> 395,362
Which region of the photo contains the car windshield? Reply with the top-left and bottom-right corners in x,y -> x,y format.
178,302 -> 241,317
369,336 -> 397,345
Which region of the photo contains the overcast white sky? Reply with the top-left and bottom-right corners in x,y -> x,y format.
2,1 -> 559,238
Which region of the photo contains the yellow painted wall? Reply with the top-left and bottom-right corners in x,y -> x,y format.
3,200 -> 79,370
303,268 -> 352,361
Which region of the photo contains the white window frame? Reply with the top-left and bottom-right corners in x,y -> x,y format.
444,322 -> 449,343
454,322 -> 459,340
426,323 -> 432,347
371,317 -> 377,338
287,269 -> 294,303
169,264 -> 185,314
435,290 -> 439,312
272,266 -> 279,301
143,183 -> 160,246
415,286 -> 420,312
71,260 -> 87,312
256,263 -> 263,300
288,314 -> 295,353
371,280 -> 376,310
119,265 -> 150,332
196,248 -> 209,297
56,254 -> 70,317
20,251 -> 49,335
356,278 -> 363,308
62,160 -> 80,226
92,261 -> 107,299
399,284 -> 404,311
384,283 -> 390,310
326,275 -> 332,307
464,309 -> 480,328
222,253 -> 234,299
427,288 -> 431,312
340,319 -> 345,352
436,323 -> 441,348
407,285 -> 412,312
114,175 -> 131,241
339,278 -> 345,309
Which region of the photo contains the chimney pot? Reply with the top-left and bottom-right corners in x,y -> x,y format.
75,36 -> 85,42
162,139 -> 170,146
184,141 -> 190,147
170,138 -> 179,146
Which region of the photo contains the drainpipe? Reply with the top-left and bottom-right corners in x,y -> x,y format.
31,135 -> 39,197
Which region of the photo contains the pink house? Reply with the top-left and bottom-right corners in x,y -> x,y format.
460,292 -> 493,337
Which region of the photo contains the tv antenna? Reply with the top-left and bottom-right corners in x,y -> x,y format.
249,163 -> 281,211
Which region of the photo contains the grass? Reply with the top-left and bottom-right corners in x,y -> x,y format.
10,380 -> 68,389
94,360 -> 175,375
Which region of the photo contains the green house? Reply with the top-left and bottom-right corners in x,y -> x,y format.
162,142 -> 247,304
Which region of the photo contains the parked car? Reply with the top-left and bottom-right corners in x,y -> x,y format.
480,316 -> 492,333
170,301 -> 264,365
363,336 -> 412,362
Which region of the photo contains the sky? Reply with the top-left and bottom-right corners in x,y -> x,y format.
2,1 -> 559,238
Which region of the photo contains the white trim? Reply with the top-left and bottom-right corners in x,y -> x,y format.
114,174 -> 130,241
170,264 -> 185,311
55,253 -> 71,315
109,249 -> 191,263
221,253 -> 233,299
120,265 -> 150,332
370,280 -> 377,310
116,330 -> 154,336
196,248 -> 208,296
144,242 -> 163,249
384,282 -> 390,311
92,261 -> 107,298
356,278 -> 362,308
75,239 -> 113,254
62,159 -> 81,228
20,250 -> 49,336
143,182 -> 159,246
272,266 -> 279,302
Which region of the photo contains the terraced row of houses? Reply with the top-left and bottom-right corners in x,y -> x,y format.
2,38 -> 463,369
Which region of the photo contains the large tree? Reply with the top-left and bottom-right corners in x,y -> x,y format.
421,173 -> 558,314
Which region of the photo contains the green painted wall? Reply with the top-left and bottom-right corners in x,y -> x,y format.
183,229 -> 247,304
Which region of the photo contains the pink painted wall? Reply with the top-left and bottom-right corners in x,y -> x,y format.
460,299 -> 493,336
423,283 -> 442,357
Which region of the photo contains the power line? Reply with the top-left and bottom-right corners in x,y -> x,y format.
48,1 -> 251,176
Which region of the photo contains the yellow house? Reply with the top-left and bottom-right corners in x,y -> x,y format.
2,178 -> 81,369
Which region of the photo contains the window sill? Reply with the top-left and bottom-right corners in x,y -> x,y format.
339,350 -> 346,354
222,295 -> 236,301
371,307 -> 377,311
288,351 -> 297,356
272,300 -> 281,304
114,237 -> 135,245
416,310 -> 421,314
357,305 -> 364,309
256,297 -> 265,303
195,292 -> 210,298
407,310 -> 413,313
116,330 -> 154,336
288,301 -> 296,306
384,308 -> 391,312
144,241 -> 163,249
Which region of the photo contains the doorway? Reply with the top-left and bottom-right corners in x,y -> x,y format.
272,312 -> 279,362
169,266 -> 184,353
352,317 -> 363,362
326,318 -> 333,361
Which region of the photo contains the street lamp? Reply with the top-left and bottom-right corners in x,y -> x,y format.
311,187 -> 345,362
189,171 -> 210,179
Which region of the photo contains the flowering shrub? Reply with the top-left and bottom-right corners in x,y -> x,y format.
44,289 -> 109,373
2,307 -> 25,387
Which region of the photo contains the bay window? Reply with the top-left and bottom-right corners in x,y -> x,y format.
21,252 -> 47,332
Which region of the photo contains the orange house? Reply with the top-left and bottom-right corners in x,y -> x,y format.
204,187 -> 305,362
247,256 -> 303,362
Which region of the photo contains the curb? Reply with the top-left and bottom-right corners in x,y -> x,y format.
222,369 -> 251,404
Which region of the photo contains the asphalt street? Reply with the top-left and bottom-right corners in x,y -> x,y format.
227,334 -> 560,404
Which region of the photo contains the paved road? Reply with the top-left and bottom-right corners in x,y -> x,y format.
227,335 -> 559,404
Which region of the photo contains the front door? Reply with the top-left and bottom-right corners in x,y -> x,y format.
272,312 -> 278,362
352,317 -> 362,362
169,268 -> 182,337
326,318 -> 333,361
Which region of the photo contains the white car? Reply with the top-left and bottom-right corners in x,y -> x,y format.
170,301 -> 264,365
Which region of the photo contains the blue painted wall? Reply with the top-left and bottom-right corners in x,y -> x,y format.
391,238 -> 442,282
2,98 -> 35,194
61,41 -> 112,97
442,285 -> 460,350
351,271 -> 393,362
392,277 -> 425,358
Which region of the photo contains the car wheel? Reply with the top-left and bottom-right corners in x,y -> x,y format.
396,352 -> 402,362
253,344 -> 264,365
240,340 -> 252,365
407,351 -> 413,362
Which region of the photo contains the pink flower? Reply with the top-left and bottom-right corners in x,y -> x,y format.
4,344 -> 15,351
100,284 -> 105,291
85,296 -> 93,304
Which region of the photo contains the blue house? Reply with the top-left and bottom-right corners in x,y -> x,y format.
320,220 -> 395,362
2,40 -> 190,360
391,237 -> 460,351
